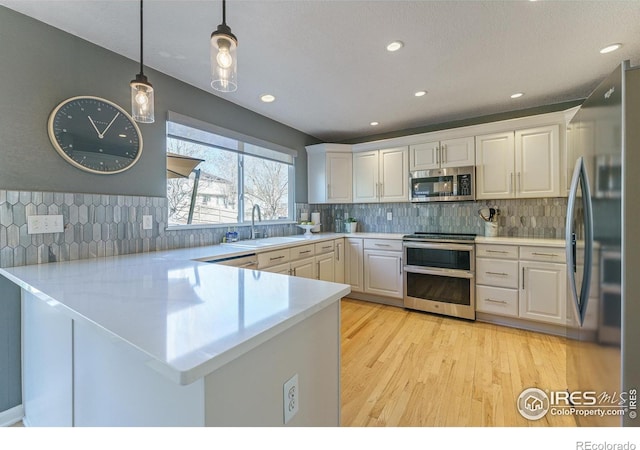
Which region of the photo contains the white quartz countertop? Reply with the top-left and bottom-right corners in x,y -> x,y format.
0,239 -> 351,385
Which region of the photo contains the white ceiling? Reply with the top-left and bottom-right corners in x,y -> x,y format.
3,0 -> 640,142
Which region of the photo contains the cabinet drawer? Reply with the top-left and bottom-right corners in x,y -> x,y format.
364,239 -> 402,251
476,285 -> 518,317
476,258 -> 519,288
290,244 -> 315,260
315,241 -> 335,255
476,244 -> 518,260
520,246 -> 566,262
258,248 -> 291,268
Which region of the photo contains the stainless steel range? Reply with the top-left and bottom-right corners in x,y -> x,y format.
402,232 -> 476,320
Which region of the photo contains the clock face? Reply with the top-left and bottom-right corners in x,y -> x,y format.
47,96 -> 143,174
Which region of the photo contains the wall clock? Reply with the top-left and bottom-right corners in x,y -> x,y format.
47,96 -> 143,174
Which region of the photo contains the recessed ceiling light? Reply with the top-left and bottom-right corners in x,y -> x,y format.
414,90 -> 427,97
260,94 -> 275,103
511,92 -> 524,99
600,43 -> 622,54
370,121 -> 379,126
386,41 -> 404,52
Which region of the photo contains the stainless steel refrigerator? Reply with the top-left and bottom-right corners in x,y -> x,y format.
566,60 -> 640,427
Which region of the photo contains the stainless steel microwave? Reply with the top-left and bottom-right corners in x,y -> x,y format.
410,166 -> 475,202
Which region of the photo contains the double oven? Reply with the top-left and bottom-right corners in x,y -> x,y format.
402,233 -> 476,320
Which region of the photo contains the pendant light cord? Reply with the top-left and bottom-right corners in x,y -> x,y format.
139,0 -> 144,76
222,0 -> 226,25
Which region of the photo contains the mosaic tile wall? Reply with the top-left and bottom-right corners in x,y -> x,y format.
304,198 -> 568,238
0,189 -> 306,269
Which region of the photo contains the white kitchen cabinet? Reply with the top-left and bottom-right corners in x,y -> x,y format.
291,256 -> 316,279
409,136 -> 475,170
345,238 -> 364,293
476,242 -> 568,327
316,252 -> 336,282
519,261 -> 567,325
306,144 -> 353,204
363,239 -> 403,299
261,262 -> 291,275
334,238 -> 345,283
353,147 -> 409,203
363,247 -> 403,299
475,125 -> 560,199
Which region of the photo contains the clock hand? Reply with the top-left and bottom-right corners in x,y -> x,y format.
100,112 -> 120,137
87,116 -> 103,139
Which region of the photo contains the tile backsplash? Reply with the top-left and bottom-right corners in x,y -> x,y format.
305,198 -> 567,238
0,189 -> 567,269
0,189 -> 304,269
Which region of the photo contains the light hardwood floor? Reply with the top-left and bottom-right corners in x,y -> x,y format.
340,298 -> 576,427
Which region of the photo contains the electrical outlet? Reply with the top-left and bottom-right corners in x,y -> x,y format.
27,215 -> 64,234
387,211 -> 393,221
283,374 -> 299,424
142,215 -> 153,230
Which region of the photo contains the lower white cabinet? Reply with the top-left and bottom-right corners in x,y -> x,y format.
334,238 -> 345,283
476,243 -> 568,327
345,238 -> 364,292
291,257 -> 316,279
316,252 -> 335,282
519,261 -> 566,325
363,249 -> 403,299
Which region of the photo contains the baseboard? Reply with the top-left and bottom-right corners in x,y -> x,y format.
344,292 -> 404,308
0,404 -> 24,427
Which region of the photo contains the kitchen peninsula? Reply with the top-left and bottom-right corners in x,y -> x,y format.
0,239 -> 350,427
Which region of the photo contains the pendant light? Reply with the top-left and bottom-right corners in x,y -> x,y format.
210,0 -> 238,92
130,0 -> 154,123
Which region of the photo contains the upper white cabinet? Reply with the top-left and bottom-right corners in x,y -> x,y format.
476,125 -> 560,199
409,136 -> 475,171
306,144 -> 353,204
353,147 -> 409,203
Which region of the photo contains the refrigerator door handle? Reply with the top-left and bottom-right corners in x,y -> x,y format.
565,157 -> 594,326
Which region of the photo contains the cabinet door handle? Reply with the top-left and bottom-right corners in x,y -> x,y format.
434,146 -> 439,164
510,172 -> 514,194
486,249 -> 508,254
322,245 -> 332,250
293,267 -> 297,276
518,172 -> 521,193
375,243 -> 391,247
317,262 -> 320,280
299,250 -> 311,254
270,255 -> 285,261
486,271 -> 508,276
522,267 -> 525,289
485,298 -> 508,305
399,257 -> 402,274
442,144 -> 447,163
532,252 -> 558,257
327,183 -> 331,197
336,243 -> 341,262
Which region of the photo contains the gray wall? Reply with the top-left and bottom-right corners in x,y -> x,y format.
0,6 -> 313,201
0,5 -> 317,415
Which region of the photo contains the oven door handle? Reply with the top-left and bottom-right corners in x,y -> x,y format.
402,242 -> 475,252
403,266 -> 474,279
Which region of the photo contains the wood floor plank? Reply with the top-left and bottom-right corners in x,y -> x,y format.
340,298 -> 576,427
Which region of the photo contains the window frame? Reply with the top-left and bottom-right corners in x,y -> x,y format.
165,113 -> 296,230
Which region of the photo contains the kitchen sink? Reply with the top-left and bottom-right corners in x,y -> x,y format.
222,236 -> 305,248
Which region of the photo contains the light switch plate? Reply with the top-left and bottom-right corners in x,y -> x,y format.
387,212 -> 393,221
27,215 -> 64,234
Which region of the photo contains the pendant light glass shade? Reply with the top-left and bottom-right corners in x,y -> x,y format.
211,1 -> 238,92
131,0 -> 154,123
130,74 -> 154,123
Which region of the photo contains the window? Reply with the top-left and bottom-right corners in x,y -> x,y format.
166,112 -> 296,227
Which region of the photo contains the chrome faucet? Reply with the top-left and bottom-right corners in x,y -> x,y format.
251,204 -> 262,239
